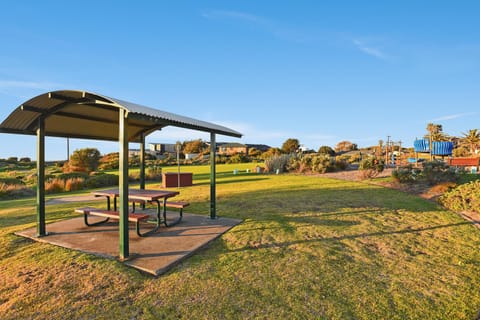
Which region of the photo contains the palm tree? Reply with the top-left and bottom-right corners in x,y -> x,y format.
461,129 -> 480,156
425,123 -> 447,141
377,139 -> 383,157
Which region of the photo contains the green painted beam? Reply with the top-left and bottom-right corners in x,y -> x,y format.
210,132 -> 216,219
119,109 -> 129,260
139,133 -> 145,190
36,116 -> 46,236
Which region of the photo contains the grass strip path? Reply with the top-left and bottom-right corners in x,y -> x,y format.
1,164 -> 480,319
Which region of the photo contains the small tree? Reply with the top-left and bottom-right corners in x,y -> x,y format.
425,123 -> 448,141
460,129 -> 480,156
261,147 -> 283,160
247,147 -> 262,158
183,139 -> 205,154
66,148 -> 101,173
281,138 -> 300,153
358,157 -> 384,179
318,146 -> 335,156
335,141 -> 358,153
377,139 -> 384,157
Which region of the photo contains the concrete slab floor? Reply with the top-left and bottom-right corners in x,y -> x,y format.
16,212 -> 242,276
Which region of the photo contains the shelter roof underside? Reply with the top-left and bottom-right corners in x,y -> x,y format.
0,90 -> 242,142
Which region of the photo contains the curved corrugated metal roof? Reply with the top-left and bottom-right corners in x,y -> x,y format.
0,90 -> 242,142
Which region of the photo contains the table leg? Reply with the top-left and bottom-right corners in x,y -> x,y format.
163,197 -> 168,226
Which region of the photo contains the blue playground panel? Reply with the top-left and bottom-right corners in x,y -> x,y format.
413,139 -> 453,156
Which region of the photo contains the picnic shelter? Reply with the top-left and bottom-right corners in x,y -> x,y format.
0,90 -> 242,260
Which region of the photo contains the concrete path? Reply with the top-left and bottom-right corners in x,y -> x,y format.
45,194 -> 101,205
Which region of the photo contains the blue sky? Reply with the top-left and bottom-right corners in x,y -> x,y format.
1,1 -> 479,160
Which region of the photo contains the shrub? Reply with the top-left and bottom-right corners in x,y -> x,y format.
85,174 -> 119,188
358,157 -> 385,179
422,160 -> 459,185
65,178 -> 85,191
310,154 -> 336,173
288,154 -> 307,173
227,153 -> 249,164
392,161 -> 461,185
318,146 -> 335,156
57,172 -> 89,181
265,154 -> 293,173
348,153 -> 361,164
428,182 -> 457,195
129,171 -> 140,182
6,157 -> 18,163
334,156 -> 349,170
392,165 -> 422,183
439,180 -> 480,213
45,178 -> 65,194
146,166 -> 162,181
67,148 -> 101,173
261,148 -> 283,160
215,155 -> 228,164
289,154 -> 340,173
0,183 -> 35,199
0,177 -> 25,186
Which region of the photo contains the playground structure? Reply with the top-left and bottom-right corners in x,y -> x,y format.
412,138 -> 453,163
411,138 -> 479,173
383,138 -> 403,166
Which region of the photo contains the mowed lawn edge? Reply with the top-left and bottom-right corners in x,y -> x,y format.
1,165 -> 479,319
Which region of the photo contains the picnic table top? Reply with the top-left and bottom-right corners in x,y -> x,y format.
92,188 -> 180,201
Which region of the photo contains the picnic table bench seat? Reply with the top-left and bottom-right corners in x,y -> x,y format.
130,200 -> 189,227
75,207 -> 157,237
131,199 -> 190,214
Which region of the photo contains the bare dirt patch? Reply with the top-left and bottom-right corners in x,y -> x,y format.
319,167 -> 394,182
318,168 -> 446,201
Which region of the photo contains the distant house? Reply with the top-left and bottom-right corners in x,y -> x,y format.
146,142 -> 271,158
129,149 -> 140,157
214,142 -> 271,156
148,142 -> 177,154
217,143 -> 247,155
128,149 -> 157,158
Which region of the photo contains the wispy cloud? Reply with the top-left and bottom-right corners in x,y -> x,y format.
353,39 -> 390,60
201,9 -> 309,43
428,112 -> 478,122
0,80 -> 64,90
201,10 -> 268,25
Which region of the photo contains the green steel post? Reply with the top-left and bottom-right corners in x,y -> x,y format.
210,132 -> 216,219
139,133 -> 145,190
36,116 -> 46,236
119,109 -> 129,260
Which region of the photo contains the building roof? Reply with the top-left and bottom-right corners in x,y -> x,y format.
245,144 -> 271,151
0,90 -> 242,142
217,142 -> 247,148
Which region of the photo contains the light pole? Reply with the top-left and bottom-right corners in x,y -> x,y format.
386,135 -> 390,167
175,141 -> 182,188
66,137 -> 70,161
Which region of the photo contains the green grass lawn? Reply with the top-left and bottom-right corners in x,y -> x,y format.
1,163 -> 480,319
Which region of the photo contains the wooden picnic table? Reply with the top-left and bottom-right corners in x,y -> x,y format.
92,188 -> 181,227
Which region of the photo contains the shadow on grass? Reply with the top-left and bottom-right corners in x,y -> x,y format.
193,172 -> 262,181
227,221 -> 475,253
218,185 -> 440,219
194,177 -> 269,186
